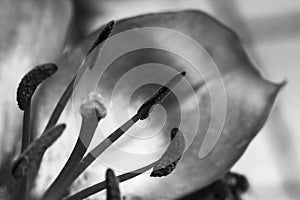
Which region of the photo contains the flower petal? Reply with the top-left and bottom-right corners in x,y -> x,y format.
0,0 -> 71,162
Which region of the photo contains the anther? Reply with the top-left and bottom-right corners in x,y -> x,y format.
80,92 -> 107,121
151,128 -> 185,177
12,124 -> 66,179
87,20 -> 116,55
137,71 -> 186,120
106,169 -> 121,200
17,63 -> 57,110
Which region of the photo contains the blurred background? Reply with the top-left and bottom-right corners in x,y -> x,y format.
0,0 -> 299,200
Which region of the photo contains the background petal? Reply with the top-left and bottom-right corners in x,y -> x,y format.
0,0 -> 71,197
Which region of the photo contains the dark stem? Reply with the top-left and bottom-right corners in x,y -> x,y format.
14,102 -> 31,200
44,76 -> 75,131
66,161 -> 158,200
22,102 -> 32,151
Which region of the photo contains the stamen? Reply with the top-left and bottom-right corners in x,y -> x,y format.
150,128 -> 185,177
17,63 -> 57,110
87,20 -> 115,55
14,63 -> 57,200
11,124 -> 66,179
44,93 -> 107,197
137,71 -> 186,120
106,169 -> 121,200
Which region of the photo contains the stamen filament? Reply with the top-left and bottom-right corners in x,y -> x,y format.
21,103 -> 32,151
44,76 -> 75,130
44,93 -> 106,198
13,103 -> 31,200
66,161 -> 158,200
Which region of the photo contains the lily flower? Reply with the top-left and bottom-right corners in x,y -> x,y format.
32,9 -> 283,200
0,2 -> 283,200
